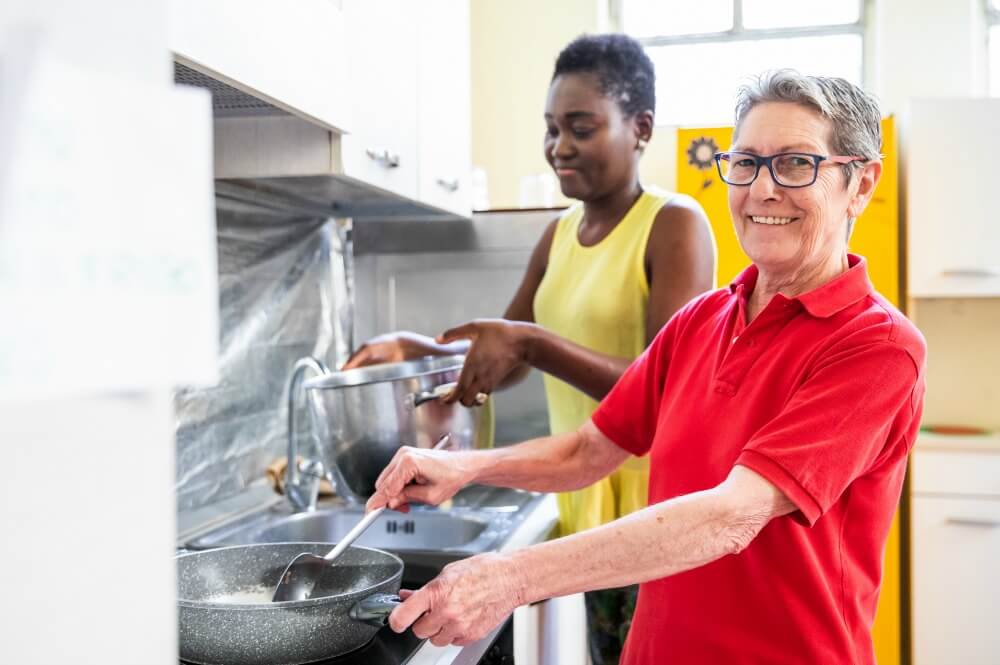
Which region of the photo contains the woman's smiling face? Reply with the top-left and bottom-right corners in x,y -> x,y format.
727,101 -> 868,280
543,72 -> 643,201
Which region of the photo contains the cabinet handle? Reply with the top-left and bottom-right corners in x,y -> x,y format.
940,267 -> 1000,278
945,516 -> 1000,528
435,177 -> 460,192
365,148 -> 400,168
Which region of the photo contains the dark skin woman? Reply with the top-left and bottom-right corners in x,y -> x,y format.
346,34 -> 716,664
344,51 -> 714,406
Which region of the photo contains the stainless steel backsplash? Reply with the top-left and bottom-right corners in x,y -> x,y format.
174,204 -> 559,512
173,197 -> 350,511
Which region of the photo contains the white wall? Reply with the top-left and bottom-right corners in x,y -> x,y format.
871,0 -> 989,114
0,2 -> 216,663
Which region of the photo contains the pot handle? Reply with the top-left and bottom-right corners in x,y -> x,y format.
349,593 -> 402,627
406,382 -> 488,409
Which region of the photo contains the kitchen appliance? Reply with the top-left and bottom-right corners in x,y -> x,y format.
178,543 -> 403,665
303,355 -> 494,504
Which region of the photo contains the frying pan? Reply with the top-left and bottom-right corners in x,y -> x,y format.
177,543 -> 403,665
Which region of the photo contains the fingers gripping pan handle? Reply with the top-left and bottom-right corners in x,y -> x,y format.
349,593 -> 402,627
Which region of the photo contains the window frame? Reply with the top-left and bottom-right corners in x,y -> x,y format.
988,0 -> 1000,95
612,0 -> 870,87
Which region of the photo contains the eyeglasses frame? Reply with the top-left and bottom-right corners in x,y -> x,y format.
713,151 -> 869,188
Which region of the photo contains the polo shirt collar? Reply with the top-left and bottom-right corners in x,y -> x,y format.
729,254 -> 874,319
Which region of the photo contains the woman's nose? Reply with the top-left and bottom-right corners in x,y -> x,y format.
552,134 -> 575,159
749,163 -> 781,200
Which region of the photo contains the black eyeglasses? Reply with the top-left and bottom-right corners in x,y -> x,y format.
714,151 -> 866,188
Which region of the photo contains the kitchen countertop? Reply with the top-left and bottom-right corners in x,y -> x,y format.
915,430 -> 1000,453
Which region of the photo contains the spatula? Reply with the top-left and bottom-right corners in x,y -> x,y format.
272,433 -> 452,602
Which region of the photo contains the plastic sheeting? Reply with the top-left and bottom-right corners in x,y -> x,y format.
174,196 -> 351,511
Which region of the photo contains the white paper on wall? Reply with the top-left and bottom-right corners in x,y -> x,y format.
0,50 -> 219,400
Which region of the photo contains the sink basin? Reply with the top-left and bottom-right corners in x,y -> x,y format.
187,506 -> 499,552
183,486 -> 544,556
258,509 -> 490,549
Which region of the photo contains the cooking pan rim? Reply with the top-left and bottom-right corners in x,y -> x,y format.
176,542 -> 403,610
302,355 -> 465,390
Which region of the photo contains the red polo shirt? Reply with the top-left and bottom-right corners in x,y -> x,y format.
592,255 -> 926,665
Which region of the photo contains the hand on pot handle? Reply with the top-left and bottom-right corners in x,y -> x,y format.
408,382 -> 488,409
436,319 -> 532,407
366,436 -> 475,514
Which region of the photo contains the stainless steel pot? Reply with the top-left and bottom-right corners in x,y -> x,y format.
303,355 -> 493,504
177,543 -> 402,665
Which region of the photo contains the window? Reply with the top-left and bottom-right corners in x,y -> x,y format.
617,0 -> 867,125
990,0 -> 1000,96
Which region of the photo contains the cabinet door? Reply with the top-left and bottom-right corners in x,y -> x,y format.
340,0 -> 419,201
169,0 -> 350,132
415,0 -> 471,216
912,495 -> 1000,665
908,99 -> 1000,297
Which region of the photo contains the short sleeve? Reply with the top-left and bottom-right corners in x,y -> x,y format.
591,313 -> 679,456
737,341 -> 923,526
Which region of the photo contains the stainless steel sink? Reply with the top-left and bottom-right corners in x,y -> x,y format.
185,486 -> 541,555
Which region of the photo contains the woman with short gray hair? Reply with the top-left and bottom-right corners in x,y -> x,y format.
367,70 -> 926,665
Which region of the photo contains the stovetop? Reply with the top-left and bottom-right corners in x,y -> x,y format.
181,628 -> 423,665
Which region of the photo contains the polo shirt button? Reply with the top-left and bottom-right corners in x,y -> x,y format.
731,336 -> 739,344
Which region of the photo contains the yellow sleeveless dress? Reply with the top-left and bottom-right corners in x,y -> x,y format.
533,186 -> 674,537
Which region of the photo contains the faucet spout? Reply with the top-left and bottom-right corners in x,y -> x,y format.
285,356 -> 331,512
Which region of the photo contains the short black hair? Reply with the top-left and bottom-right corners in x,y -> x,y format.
552,33 -> 656,117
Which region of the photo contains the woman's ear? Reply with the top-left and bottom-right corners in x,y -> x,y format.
847,160 -> 882,218
634,109 -> 654,148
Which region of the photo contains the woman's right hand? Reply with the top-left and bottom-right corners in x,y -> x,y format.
342,332 -> 454,370
366,446 -> 476,514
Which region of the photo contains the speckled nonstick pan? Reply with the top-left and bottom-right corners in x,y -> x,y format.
177,543 -> 403,665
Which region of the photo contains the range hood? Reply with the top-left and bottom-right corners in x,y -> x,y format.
174,61 -> 463,221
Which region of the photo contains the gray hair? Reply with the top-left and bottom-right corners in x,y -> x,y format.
733,69 -> 882,183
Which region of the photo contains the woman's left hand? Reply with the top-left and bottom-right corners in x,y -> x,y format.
436,318 -> 533,406
388,552 -> 527,646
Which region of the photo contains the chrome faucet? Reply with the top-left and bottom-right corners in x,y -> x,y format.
285,356 -> 331,512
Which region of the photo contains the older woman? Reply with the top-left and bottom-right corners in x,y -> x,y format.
368,70 -> 926,664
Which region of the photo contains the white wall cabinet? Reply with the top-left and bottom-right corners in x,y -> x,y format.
912,445 -> 1000,665
175,0 -> 472,217
169,0 -> 351,133
340,0 -> 420,202
907,99 -> 1000,297
415,0 -> 472,216
340,0 -> 472,215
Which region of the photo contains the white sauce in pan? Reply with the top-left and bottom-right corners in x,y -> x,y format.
203,587 -> 274,604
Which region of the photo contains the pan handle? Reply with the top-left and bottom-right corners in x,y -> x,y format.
349,593 -> 402,627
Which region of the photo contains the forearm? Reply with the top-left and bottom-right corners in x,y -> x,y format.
508,483 -> 769,601
461,426 -> 623,493
522,325 -> 632,400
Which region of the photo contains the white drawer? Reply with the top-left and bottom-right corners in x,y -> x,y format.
912,495 -> 1000,665
912,449 -> 1000,497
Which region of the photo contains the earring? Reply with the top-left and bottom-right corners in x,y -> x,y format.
637,138 -> 648,151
